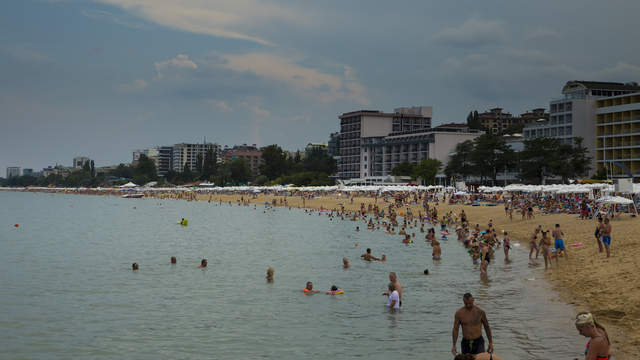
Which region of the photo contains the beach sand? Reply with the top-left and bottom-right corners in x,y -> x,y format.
195,192 -> 639,358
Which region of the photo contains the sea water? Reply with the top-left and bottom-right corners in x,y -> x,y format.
0,192 -> 584,359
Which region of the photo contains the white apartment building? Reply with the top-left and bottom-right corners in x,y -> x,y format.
6,167 -> 21,178
172,143 -> 221,173
523,81 -> 640,175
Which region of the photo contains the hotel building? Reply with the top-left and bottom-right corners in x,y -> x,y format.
172,143 -> 221,173
338,107 -> 432,180
524,81 -> 640,174
596,92 -> 640,177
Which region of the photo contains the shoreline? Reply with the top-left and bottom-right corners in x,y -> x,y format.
4,188 -> 638,358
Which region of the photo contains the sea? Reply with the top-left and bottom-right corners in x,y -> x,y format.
0,191 -> 585,359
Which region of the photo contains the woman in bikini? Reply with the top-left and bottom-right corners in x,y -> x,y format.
575,312 -> 610,360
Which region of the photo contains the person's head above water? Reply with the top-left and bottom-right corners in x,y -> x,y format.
331,285 -> 338,291
306,281 -> 313,290
424,269 -> 429,275
266,267 -> 274,279
132,263 -> 139,270
170,256 -> 177,264
200,259 -> 207,268
389,272 -> 397,282
366,248 -> 372,254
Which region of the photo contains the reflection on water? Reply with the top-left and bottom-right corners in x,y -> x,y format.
0,192 -> 584,359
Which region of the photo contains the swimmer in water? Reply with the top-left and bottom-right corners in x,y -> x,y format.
170,256 -> 177,264
361,248 -> 380,261
304,281 -> 320,294
199,259 -> 208,268
343,257 -> 350,269
380,254 -> 387,262
424,269 -> 429,275
432,240 -> 442,260
132,263 -> 139,270
266,267 -> 274,282
326,285 -> 343,295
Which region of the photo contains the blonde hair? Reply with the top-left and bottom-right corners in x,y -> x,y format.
576,312 -> 610,344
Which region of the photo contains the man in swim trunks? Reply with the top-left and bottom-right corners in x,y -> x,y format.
552,224 -> 567,264
602,218 -> 612,258
452,293 -> 493,356
432,240 -> 442,260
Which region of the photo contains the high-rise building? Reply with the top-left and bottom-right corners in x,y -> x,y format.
22,169 -> 33,176
338,106 -> 433,179
327,132 -> 340,158
172,143 -> 221,173
73,157 -> 90,169
133,146 -> 173,176
524,81 -> 640,174
6,167 -> 21,178
595,92 -> 640,177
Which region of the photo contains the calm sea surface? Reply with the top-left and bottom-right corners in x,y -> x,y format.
1,192 -> 584,359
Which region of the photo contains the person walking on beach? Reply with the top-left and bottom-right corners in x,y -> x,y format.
595,217 -> 604,253
575,312 -> 610,360
602,218 -> 612,258
552,224 -> 568,264
541,230 -> 553,269
452,293 -> 494,356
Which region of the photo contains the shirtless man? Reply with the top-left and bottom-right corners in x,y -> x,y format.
383,272 -> 402,306
502,232 -> 511,261
360,248 -> 380,261
452,293 -> 493,355
602,218 -> 612,258
595,217 -> 605,253
343,257 -> 350,269
552,223 -> 568,264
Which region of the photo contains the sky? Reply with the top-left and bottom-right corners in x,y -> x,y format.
2,0 -> 640,172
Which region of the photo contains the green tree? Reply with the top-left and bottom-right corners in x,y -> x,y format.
133,154 -> 157,184
569,137 -> 592,178
195,153 -> 204,176
445,140 -> 475,180
230,158 -> 252,184
202,149 -> 217,180
181,163 -> 193,183
519,137 -> 563,184
412,158 -> 442,185
260,145 -> 288,180
90,160 -> 95,178
391,161 -> 414,176
470,133 -> 513,184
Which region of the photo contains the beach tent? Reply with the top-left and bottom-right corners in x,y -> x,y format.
594,196 -> 638,218
119,182 -> 138,188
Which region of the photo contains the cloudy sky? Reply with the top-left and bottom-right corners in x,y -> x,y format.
2,0 -> 640,172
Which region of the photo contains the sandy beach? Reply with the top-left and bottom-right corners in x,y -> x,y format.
192,192 -> 639,359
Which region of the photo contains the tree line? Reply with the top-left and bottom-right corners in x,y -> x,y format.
444,133 -> 591,184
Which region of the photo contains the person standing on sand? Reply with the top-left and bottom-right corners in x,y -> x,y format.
452,293 -> 494,355
552,224 -> 568,264
595,217 -> 604,253
540,230 -> 553,269
601,218 -> 612,258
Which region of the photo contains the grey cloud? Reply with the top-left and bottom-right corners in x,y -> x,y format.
433,17 -> 508,48
81,9 -> 149,29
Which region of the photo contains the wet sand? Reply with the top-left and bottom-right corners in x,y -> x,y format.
195,193 -> 639,358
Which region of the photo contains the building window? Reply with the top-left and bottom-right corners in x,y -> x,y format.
566,126 -> 572,135
566,114 -> 572,123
